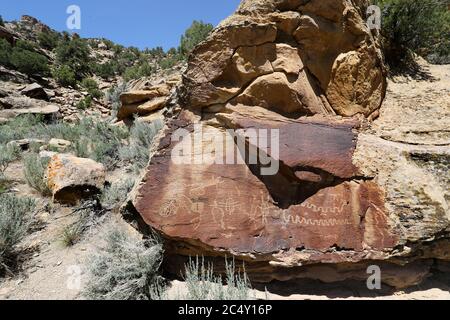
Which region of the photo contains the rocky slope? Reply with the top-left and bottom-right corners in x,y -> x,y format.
0,15 -> 184,123
126,0 -> 450,288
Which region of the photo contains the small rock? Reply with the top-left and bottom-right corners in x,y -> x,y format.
48,138 -> 71,152
21,83 -> 49,100
45,89 -> 56,98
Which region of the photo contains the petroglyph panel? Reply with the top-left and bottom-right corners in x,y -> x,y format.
137,158 -> 397,255
134,115 -> 398,263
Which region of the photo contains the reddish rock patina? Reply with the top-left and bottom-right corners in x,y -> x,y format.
134,112 -> 398,275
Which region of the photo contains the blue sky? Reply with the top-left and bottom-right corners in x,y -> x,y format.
1,0 -> 241,50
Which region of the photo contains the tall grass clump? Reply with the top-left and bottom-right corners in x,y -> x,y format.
150,257 -> 253,300
33,118 -> 130,169
59,200 -> 105,247
0,143 -> 20,195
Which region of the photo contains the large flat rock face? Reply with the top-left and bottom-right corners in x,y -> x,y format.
131,0 -> 449,287
133,110 -> 400,281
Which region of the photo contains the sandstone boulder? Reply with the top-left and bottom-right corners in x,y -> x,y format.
0,95 -> 59,119
120,86 -> 170,105
180,0 -> 385,117
126,0 -> 448,288
118,96 -> 167,120
46,154 -> 106,205
117,84 -> 172,121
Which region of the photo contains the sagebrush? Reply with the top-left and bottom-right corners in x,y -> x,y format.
105,82 -> 129,120
0,194 -> 35,275
83,228 -> 164,300
101,178 -> 135,209
119,119 -> 164,171
23,153 -> 51,196
0,143 -> 20,175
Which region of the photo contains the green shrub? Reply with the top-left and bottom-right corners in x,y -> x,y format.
23,153 -> 51,196
0,194 -> 35,275
122,61 -> 154,81
52,65 -> 77,87
112,44 -> 125,56
60,223 -> 83,247
0,15 -> 4,27
76,96 -> 93,110
116,47 -> 140,66
0,39 -> 11,67
122,65 -> 140,81
119,119 -> 163,171
38,31 -> 60,50
55,37 -> 91,80
101,39 -> 115,50
79,120 -> 129,169
151,257 -> 253,300
9,40 -> 49,76
138,61 -> 153,76
159,54 -> 183,70
81,78 -> 103,99
36,118 -> 129,169
375,0 -> 450,68
179,20 -> 214,57
145,46 -> 165,58
0,144 -> 20,175
91,62 -> 116,79
83,228 -> 164,300
1,116 -> 130,170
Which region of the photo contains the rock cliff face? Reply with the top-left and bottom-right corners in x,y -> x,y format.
128,0 -> 449,287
